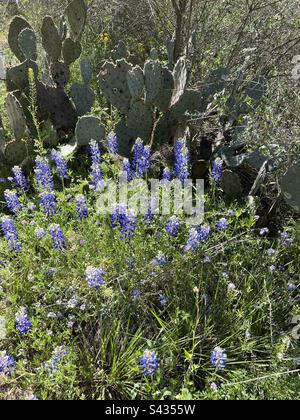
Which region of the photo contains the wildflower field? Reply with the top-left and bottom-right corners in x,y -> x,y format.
0,0 -> 300,402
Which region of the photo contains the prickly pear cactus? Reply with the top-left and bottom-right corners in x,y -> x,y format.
18,28 -> 37,61
70,83 -> 95,116
99,59 -> 133,115
75,116 -> 105,146
62,38 -> 82,65
4,140 -> 28,166
65,0 -> 87,41
5,92 -> 27,141
70,59 -> 95,116
127,66 -> 144,101
8,16 -> 33,62
41,16 -> 62,62
280,162 -> 300,213
144,60 -> 163,105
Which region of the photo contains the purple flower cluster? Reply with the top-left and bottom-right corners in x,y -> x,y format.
4,190 -> 22,215
166,216 -> 180,237
174,139 -> 190,183
50,150 -> 68,178
76,195 -> 88,220
40,192 -> 57,217
35,156 -> 54,192
34,227 -> 46,240
90,141 -> 104,191
162,167 -> 172,183
211,347 -> 227,370
85,266 -> 105,289
152,252 -> 168,266
108,132 -> 118,155
211,159 -> 224,183
184,226 -> 211,252
121,158 -> 132,181
0,351 -> 15,377
111,204 -> 137,240
141,350 -> 159,376
46,347 -> 68,374
1,216 -> 21,252
132,139 -> 151,178
49,224 -> 67,252
90,140 -> 102,165
15,308 -> 32,336
216,218 -> 228,231
12,166 -> 28,194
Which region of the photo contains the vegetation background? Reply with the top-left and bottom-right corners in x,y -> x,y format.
0,0 -> 299,400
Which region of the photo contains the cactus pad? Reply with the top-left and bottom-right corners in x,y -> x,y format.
41,16 -> 62,62
65,0 -> 87,41
6,60 -> 38,92
99,59 -> 133,114
70,83 -> 95,116
62,38 -> 82,65
280,162 -> 300,213
80,58 -> 92,84
5,92 -> 27,141
18,28 -> 37,61
127,101 -> 153,143
127,66 -> 144,101
4,140 -> 27,166
8,16 -> 32,62
144,60 -> 163,105
75,116 -> 105,146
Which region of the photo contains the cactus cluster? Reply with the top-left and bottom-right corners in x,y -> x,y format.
1,0 -> 96,178
98,51 -> 229,157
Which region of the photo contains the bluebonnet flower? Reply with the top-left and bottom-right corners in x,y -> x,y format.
46,347 -> 68,374
166,216 -> 180,237
34,227 -> 47,240
12,166 -> 28,194
1,216 -> 21,252
49,224 -> 67,252
280,231 -> 294,247
120,158 -> 132,182
174,138 -> 190,183
108,132 -> 118,155
15,308 -> 32,336
91,163 -> 104,191
162,167 -> 172,183
211,159 -> 224,183
288,283 -> 297,292
40,192 -> 57,217
85,266 -> 105,289
0,351 -> 15,377
211,347 -> 227,370
50,150 -> 68,178
90,140 -> 102,165
111,204 -> 137,240
76,195 -> 88,220
159,294 -> 168,307
132,138 -> 151,178
184,226 -> 211,252
35,156 -> 54,191
216,218 -> 228,231
152,252 -> 168,266
141,350 -> 159,376
260,227 -> 269,236
45,267 -> 56,276
132,288 -> 141,301
4,190 -> 22,215
267,248 -> 277,256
